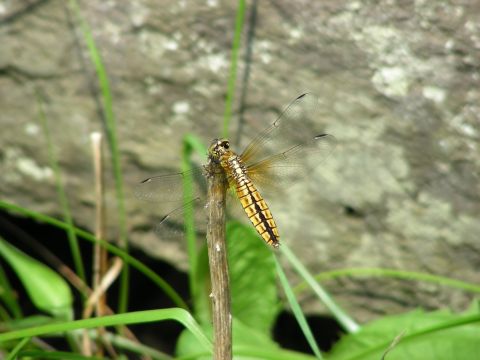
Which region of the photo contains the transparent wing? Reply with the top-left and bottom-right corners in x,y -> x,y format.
134,167 -> 207,241
241,93 -> 337,189
135,167 -> 241,241
247,134 -> 337,190
134,167 -> 206,203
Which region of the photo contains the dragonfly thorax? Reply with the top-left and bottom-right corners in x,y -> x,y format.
208,138 -> 232,161
208,138 -> 249,184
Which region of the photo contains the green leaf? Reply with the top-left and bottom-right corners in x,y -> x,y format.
227,220 -> 279,335
176,323 -> 212,360
232,317 -> 279,350
327,309 -> 480,360
176,317 -> 316,360
0,200 -> 189,310
0,262 -> 23,318
0,237 -> 72,318
177,219 -> 279,358
176,317 -> 279,359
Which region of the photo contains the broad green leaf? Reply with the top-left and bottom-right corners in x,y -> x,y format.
327,308 -> 480,360
0,201 -> 188,310
227,220 -> 279,335
176,317 -> 316,360
0,238 -> 72,318
176,323 -> 212,360
178,222 -> 279,358
232,317 -> 280,356
0,262 -> 22,318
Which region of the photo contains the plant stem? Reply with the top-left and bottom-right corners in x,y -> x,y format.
90,132 -> 108,316
87,132 -> 109,357
205,158 -> 231,360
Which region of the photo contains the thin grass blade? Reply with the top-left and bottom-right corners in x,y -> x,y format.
68,0 -> 129,313
37,96 -> 86,283
281,245 -> 360,333
0,308 -> 212,353
222,0 -> 246,138
275,256 -> 323,359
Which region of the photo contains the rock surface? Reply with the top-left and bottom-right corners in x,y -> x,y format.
1,0 -> 479,322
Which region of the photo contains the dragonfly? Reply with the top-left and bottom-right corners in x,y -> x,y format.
135,93 -> 337,248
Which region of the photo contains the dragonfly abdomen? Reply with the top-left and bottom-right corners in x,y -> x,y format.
236,180 -> 280,248
222,154 -> 280,248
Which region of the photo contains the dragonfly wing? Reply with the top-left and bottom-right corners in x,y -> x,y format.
135,167 -> 207,242
134,167 -> 206,203
153,196 -> 206,242
248,134 -> 337,193
242,93 -> 337,190
241,93 -> 330,166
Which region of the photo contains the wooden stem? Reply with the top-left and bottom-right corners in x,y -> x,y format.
91,132 -> 108,315
206,159 -> 232,360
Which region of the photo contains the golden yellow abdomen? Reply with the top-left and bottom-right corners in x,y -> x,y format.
235,180 -> 280,248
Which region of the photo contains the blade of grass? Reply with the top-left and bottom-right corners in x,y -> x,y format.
0,304 -> 12,321
297,268 -> 480,294
280,245 -> 360,334
0,308 -> 212,353
89,331 -> 173,360
6,336 -> 30,360
17,351 -> 103,360
233,0 -> 257,149
182,134 -> 207,309
222,0 -> 246,138
68,0 -> 129,313
274,256 -> 323,359
0,200 -> 188,310
37,96 -> 86,283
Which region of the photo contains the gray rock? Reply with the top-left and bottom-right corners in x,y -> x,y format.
1,0 -> 479,322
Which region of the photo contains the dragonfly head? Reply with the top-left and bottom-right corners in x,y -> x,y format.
208,138 -> 231,161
